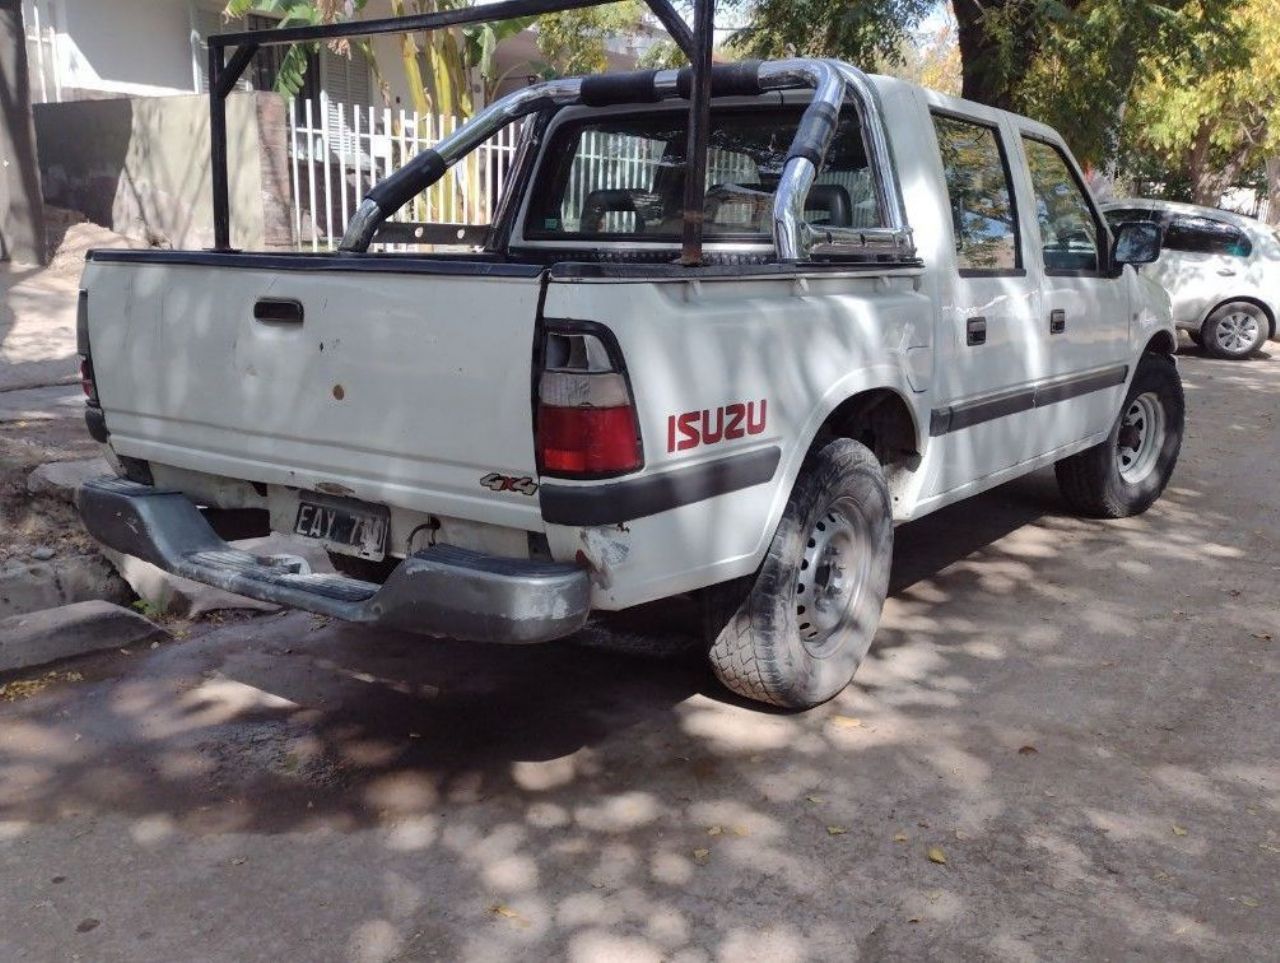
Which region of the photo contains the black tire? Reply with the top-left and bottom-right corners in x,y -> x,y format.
1055,353 -> 1184,518
1187,329 -> 1203,348
1200,302 -> 1268,359
702,439 -> 893,709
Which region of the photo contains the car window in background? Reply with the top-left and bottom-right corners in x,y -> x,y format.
932,114 -> 1021,273
1022,137 -> 1101,273
1163,215 -> 1253,258
1104,208 -> 1160,227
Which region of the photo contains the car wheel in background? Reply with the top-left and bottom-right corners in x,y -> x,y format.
1200,302 -> 1268,359
1054,353 -> 1185,518
702,439 -> 893,709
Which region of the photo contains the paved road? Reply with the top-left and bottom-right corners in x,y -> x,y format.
1,349 -> 1277,962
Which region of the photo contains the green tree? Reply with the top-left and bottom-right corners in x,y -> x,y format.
534,2 -> 649,77
1119,0 -> 1279,212
223,0 -> 529,119
726,0 -> 934,66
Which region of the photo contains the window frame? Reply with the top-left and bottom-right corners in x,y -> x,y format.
1019,133 -> 1110,279
929,108 -> 1026,280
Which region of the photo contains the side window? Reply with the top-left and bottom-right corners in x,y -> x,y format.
1164,216 -> 1253,258
1022,137 -> 1101,273
932,114 -> 1021,273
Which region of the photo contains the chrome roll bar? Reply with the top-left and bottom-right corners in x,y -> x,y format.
339,58 -> 915,261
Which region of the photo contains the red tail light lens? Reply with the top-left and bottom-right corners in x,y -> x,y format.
79,357 -> 99,406
536,327 -> 643,479
538,405 -> 642,475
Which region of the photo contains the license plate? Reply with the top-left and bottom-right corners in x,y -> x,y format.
294,495 -> 389,560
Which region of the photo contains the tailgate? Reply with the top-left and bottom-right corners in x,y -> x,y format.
82,256 -> 546,528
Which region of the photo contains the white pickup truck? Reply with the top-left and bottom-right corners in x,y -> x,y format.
77,59 -> 1184,708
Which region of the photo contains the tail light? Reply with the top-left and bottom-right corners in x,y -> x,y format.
536,324 -> 643,478
76,290 -> 99,406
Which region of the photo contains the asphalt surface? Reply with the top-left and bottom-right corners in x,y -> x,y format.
0,347 -> 1277,962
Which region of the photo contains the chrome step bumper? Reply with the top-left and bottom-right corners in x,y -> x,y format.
77,477 -> 590,643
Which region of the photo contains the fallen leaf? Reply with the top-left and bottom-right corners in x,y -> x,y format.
805,795 -> 823,804
408,732 -> 422,739
731,825 -> 750,838
893,832 -> 909,843
827,826 -> 848,836
1044,790 -> 1057,798
1252,633 -> 1272,641
231,857 -> 246,866
1258,843 -> 1280,854
707,825 -> 723,836
1241,896 -> 1260,908
1018,745 -> 1038,756
927,847 -> 948,865
490,904 -> 526,923
907,915 -> 922,924
1154,870 -> 1171,881
953,829 -> 967,841
831,715 -> 863,729
692,848 -> 710,862
1172,825 -> 1188,837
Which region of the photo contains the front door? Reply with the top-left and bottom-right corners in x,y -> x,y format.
1016,134 -> 1131,443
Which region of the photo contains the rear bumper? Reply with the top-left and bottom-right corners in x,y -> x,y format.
77,477 -> 590,643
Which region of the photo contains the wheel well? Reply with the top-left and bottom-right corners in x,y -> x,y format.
1144,330 -> 1177,356
1202,296 -> 1276,338
810,389 -> 921,503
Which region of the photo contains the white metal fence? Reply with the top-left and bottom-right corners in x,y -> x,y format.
287,93 -> 519,251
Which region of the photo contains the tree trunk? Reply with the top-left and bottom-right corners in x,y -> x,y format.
952,0 -> 1086,109
0,0 -> 47,264
1266,157 -> 1280,226
954,0 -> 1013,108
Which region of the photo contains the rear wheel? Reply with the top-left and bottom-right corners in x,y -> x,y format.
702,439 -> 893,709
1201,302 -> 1267,359
1054,353 -> 1184,518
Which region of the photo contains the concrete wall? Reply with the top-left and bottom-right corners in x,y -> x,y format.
34,91 -> 291,250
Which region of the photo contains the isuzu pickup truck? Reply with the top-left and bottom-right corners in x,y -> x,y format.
76,58 -> 1184,708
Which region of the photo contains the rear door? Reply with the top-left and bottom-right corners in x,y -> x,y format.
923,108 -> 1045,494
83,256 -> 546,529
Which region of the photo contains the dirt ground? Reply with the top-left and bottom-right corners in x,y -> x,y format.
0,341 -> 1277,961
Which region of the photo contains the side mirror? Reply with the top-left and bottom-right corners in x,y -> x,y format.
1112,221 -> 1162,267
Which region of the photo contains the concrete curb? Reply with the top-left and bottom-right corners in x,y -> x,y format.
0,554 -> 134,620
0,601 -> 167,673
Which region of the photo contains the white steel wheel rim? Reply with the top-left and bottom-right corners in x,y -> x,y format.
794,496 -> 869,658
1215,310 -> 1260,354
1116,392 -> 1165,484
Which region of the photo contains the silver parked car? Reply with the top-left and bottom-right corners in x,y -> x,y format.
1103,199 -> 1280,359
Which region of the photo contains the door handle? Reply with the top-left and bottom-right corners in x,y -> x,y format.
966,316 -> 987,346
254,298 -> 304,323
1217,269 -> 1237,277
1049,309 -> 1066,334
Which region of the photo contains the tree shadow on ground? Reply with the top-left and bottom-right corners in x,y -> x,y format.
0,360 -> 1276,961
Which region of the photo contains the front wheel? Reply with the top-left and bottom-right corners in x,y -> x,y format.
1054,353 -> 1184,518
1201,302 -> 1267,359
702,439 -> 893,709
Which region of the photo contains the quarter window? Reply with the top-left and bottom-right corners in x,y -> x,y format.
932,114 -> 1021,273
1022,137 -> 1101,273
1164,215 -> 1252,258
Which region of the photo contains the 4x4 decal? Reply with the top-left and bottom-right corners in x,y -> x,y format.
480,472 -> 538,496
